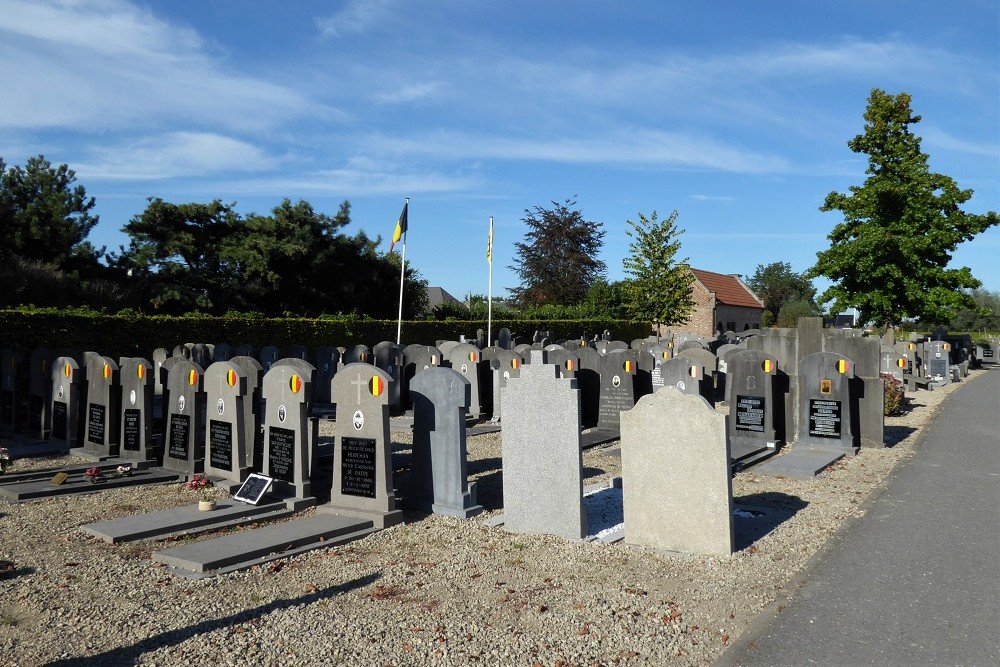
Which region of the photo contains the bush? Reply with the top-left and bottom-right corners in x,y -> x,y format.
881,372 -> 906,416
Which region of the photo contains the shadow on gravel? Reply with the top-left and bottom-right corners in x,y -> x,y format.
883,425 -> 917,448
40,572 -> 381,667
0,560 -> 35,580
733,493 -> 809,551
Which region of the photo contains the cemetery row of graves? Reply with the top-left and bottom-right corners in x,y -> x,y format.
0,320 -> 995,576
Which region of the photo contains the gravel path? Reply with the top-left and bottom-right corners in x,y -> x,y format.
0,371 -> 977,667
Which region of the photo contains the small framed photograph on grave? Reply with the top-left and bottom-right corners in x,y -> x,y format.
233,473 -> 273,505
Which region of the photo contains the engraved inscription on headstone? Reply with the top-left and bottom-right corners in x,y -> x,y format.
268,426 -> 295,482
735,395 -> 765,433
87,403 -> 106,445
234,473 -> 272,505
809,399 -> 841,438
169,413 -> 190,459
209,420 -> 234,471
341,437 -> 377,498
122,409 -> 141,451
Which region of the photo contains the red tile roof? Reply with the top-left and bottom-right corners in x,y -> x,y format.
690,269 -> 763,309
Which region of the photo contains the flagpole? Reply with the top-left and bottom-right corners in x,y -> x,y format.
395,198 -> 409,345
487,216 -> 493,348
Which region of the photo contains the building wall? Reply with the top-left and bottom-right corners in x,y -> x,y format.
713,305 -> 762,333
686,281 -> 717,337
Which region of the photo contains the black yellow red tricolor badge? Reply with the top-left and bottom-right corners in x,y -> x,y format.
227,369 -> 238,387
369,375 -> 384,397
289,374 -> 302,393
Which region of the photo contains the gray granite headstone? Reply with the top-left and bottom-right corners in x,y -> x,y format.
726,349 -> 782,451
230,356 -> 264,469
259,346 -> 281,371
596,349 -> 638,431
50,356 -> 84,449
326,363 -> 402,528
500,351 -> 587,540
373,341 -> 404,413
203,361 -> 253,484
621,387 -> 734,556
925,341 -> 951,383
261,364 -> 315,506
161,360 -> 206,477
342,345 -> 371,365
880,347 -> 908,379
213,343 -> 235,362
446,343 -> 483,419
407,367 -> 483,518
81,355 -> 120,458
312,347 -> 341,405
119,357 -> 156,463
575,345 -> 602,428
654,356 -> 714,403
28,347 -> 52,439
489,349 -> 522,421
797,352 -> 856,453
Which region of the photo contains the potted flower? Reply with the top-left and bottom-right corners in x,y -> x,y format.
84,467 -> 102,484
113,464 -> 133,478
0,447 -> 10,474
188,473 -> 216,510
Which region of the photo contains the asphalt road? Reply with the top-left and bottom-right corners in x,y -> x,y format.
720,367 -> 1000,667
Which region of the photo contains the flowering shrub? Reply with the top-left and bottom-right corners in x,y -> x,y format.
881,372 -> 906,416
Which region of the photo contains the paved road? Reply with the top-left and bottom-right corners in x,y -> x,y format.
721,367 -> 1000,667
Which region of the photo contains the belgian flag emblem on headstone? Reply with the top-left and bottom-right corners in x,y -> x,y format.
369,375 -> 384,397
227,369 -> 238,387
188,369 -> 198,385
137,364 -> 145,380
837,359 -> 850,374
289,374 -> 302,394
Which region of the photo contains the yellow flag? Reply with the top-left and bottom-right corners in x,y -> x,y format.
390,202 -> 408,252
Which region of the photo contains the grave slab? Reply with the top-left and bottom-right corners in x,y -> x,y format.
152,514 -> 376,578
752,445 -> 846,479
81,499 -> 294,543
0,467 -> 180,501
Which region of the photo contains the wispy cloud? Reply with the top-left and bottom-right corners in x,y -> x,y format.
0,0 -> 321,132
689,194 -> 736,203
315,0 -> 398,38
921,126 -> 999,158
76,132 -> 277,180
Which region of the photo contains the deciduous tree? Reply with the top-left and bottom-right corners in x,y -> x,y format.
621,210 -> 694,330
809,89 -> 999,328
509,199 -> 606,308
746,262 -> 817,326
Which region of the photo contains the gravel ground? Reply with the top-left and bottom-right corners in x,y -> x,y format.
0,371 -> 979,667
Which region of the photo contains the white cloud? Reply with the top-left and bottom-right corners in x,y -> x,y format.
316,0 -> 398,38
921,126 -> 999,158
76,132 -> 276,180
0,0 -> 320,132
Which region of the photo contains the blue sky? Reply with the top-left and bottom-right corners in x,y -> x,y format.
2,0 -> 998,305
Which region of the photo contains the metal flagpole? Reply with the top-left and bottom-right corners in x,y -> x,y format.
487,216 -> 493,347
395,198 -> 409,345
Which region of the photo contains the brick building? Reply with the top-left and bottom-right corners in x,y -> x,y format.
682,268 -> 765,337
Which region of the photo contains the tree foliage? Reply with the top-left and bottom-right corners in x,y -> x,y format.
621,210 -> 694,329
947,289 -> 1000,332
746,261 -> 817,325
809,89 -> 999,328
508,199 -> 606,308
0,155 -> 101,272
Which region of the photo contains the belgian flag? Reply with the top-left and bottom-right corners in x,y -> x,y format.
390,202 -> 408,253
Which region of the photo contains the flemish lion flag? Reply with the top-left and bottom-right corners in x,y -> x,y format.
487,217 -> 493,263
390,202 -> 408,253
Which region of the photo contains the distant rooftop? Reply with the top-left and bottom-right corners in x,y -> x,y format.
426,286 -> 462,309
689,268 -> 763,309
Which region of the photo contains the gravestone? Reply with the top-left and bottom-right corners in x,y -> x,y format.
575,345 -> 603,428
621,387 -> 734,556
0,350 -> 21,435
437,340 -> 460,359
880,347 -> 909,379
595,349 -> 638,432
49,356 -> 84,450
28,347 -> 53,439
654,356 -> 714,403
726,350 -> 783,454
171,345 -> 190,359
407,367 -> 483,517
161,360 -> 206,477
213,343 -> 235,362
477,346 -> 500,419
313,347 -> 341,405
259,346 -> 281,371
327,364 -> 402,527
190,343 -> 212,368
203,361 -> 253,484
119,357 -> 156,463
446,343 -> 483,419
230,356 -> 264,469
81,355 -> 121,458
500,351 -> 587,539
488,349 -> 522,421
797,352 -> 856,453
284,345 -> 310,363
544,346 -> 580,381
925,341 -> 951,383
342,344 -> 371,365
401,344 -> 442,411
497,327 -> 512,350
372,341 -> 404,414
234,344 -> 257,359
260,363 -> 315,505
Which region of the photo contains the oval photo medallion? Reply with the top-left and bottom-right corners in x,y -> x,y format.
217,398 -> 225,415
612,375 -> 621,388
178,395 -> 185,412
129,389 -> 136,406
278,405 -> 286,423
58,385 -> 64,399
353,410 -> 364,430
676,380 -> 686,391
